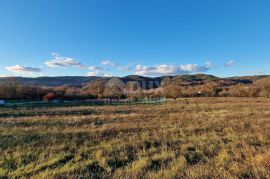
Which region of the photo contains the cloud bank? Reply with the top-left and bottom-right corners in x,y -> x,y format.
101,60 -> 115,66
87,71 -> 111,77
205,61 -> 216,68
4,52 -> 237,77
88,66 -> 102,70
135,64 -> 209,76
45,53 -> 85,68
45,53 -> 104,76
225,60 -> 235,67
6,65 -> 41,74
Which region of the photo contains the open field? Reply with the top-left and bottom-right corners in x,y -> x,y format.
0,98 -> 269,178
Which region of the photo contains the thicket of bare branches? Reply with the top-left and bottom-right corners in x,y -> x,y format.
1,79 -> 270,100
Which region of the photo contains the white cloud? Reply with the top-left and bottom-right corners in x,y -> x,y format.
45,53 -> 85,68
135,64 -> 209,76
101,60 -> 134,72
45,53 -> 103,73
118,66 -> 134,72
87,71 -> 101,76
205,61 -> 216,68
101,60 -> 115,66
225,60 -> 235,67
0,75 -> 10,77
87,71 -> 111,77
6,65 -> 41,74
104,73 -> 112,77
88,66 -> 102,70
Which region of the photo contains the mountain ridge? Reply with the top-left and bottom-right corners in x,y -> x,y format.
0,74 -> 268,87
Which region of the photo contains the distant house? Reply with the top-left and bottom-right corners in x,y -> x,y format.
0,100 -> 5,106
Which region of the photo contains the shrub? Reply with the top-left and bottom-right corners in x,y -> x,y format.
3,157 -> 17,171
20,153 -> 37,166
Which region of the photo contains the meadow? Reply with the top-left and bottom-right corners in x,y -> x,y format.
0,98 -> 269,178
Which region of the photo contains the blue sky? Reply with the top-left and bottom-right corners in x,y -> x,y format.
1,0 -> 270,77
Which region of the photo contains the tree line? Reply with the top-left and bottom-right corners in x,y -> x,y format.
1,79 -> 270,101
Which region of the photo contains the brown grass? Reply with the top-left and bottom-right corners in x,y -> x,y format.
0,97 -> 269,178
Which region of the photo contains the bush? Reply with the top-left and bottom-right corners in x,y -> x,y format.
3,157 -> 17,171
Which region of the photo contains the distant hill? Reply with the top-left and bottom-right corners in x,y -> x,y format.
0,76 -> 99,87
0,74 -> 269,88
253,76 -> 270,86
2,74 -> 270,100
228,75 -> 269,84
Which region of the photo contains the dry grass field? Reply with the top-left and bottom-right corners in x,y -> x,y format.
0,98 -> 270,178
